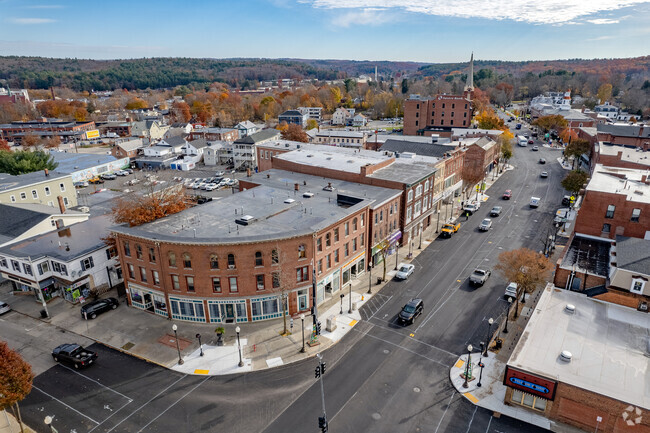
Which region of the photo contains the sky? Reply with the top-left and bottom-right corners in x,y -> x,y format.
1,0 -> 649,63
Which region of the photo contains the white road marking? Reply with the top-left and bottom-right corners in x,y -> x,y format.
61,364 -> 133,402
465,405 -> 478,433
434,391 -> 456,433
485,415 -> 493,433
32,385 -> 100,425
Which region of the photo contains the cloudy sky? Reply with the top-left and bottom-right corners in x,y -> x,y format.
1,0 -> 649,62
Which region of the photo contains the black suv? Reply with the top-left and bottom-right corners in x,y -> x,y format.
81,297 -> 119,319
398,298 -> 423,325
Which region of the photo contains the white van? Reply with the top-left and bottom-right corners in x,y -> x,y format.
517,135 -> 528,146
530,197 -> 541,208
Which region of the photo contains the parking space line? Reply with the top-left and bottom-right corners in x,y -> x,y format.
61,364 -> 133,402
32,385 -> 100,425
136,377 -> 210,433
105,374 -> 187,433
434,391 -> 456,433
88,399 -> 133,433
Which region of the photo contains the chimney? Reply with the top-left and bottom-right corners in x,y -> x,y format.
294,183 -> 300,191
44,169 -> 49,177
57,195 -> 66,214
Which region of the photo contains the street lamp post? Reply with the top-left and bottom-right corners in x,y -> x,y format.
477,345 -> 485,388
339,293 -> 344,315
418,223 -> 423,249
300,313 -> 306,353
348,279 -> 352,314
503,297 -> 513,333
483,318 -> 493,357
44,416 -> 55,433
196,333 -> 203,357
236,326 -> 244,367
462,344 -> 473,388
367,264 -> 372,294
395,243 -> 399,270
172,324 -> 183,365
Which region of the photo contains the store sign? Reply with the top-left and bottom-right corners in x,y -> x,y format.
504,366 -> 557,400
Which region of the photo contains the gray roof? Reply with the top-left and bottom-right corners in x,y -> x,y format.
0,171 -> 70,193
236,129 -> 281,144
381,139 -> 453,158
112,184 -> 373,244
162,135 -> 188,147
368,159 -> 438,186
598,124 -> 650,139
279,110 -> 304,117
116,138 -> 144,152
615,235 -> 650,274
246,169 -> 401,210
49,152 -> 117,174
0,203 -> 61,243
186,138 -> 209,149
237,121 -> 257,129
0,214 -> 113,261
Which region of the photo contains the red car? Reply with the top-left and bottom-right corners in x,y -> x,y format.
503,190 -> 512,200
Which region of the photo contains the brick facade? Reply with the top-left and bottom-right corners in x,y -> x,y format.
574,190 -> 650,240
404,96 -> 473,136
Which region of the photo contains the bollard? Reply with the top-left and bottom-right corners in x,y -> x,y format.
253,344 -> 256,352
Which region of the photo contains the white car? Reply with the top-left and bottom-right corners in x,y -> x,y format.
204,184 -> 217,191
215,171 -> 225,176
115,170 -> 128,176
395,264 -> 415,280
0,301 -> 11,315
504,282 -> 518,300
479,218 -> 492,231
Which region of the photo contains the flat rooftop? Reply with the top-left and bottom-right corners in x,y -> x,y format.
586,164 -> 650,204
597,143 -> 650,167
0,214 -> 113,261
49,152 -> 118,173
112,184 -> 373,244
256,139 -> 307,152
245,169 -> 401,209
508,287 -> 649,410
368,154 -> 439,185
560,234 -> 610,277
274,144 -> 393,174
0,171 -> 70,193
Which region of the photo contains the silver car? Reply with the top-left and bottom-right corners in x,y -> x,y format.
0,301 -> 11,315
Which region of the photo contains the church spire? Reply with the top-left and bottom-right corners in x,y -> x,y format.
464,52 -> 474,92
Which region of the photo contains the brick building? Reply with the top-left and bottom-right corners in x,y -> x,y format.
573,165 -> 650,240
461,137 -> 498,187
403,94 -> 473,136
111,138 -> 144,159
504,287 -> 649,433
188,127 -> 239,143
597,124 -> 650,149
112,183 -> 386,324
0,120 -> 96,144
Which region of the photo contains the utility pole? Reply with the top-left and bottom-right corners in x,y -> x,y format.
315,353 -> 328,433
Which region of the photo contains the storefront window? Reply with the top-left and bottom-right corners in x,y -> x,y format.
511,389 -> 547,412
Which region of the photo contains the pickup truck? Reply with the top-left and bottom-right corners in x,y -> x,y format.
470,268 -> 491,286
440,222 -> 460,237
463,202 -> 480,215
52,343 -> 98,369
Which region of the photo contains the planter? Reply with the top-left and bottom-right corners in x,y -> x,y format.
216,333 -> 223,346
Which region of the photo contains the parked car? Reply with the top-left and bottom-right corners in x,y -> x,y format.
463,202 -> 480,215
395,264 -> 415,280
115,170 -> 129,176
540,171 -> 548,178
490,206 -> 502,217
398,298 -> 424,325
101,173 -> 117,180
0,301 -> 11,315
73,181 -> 88,189
124,168 -> 134,174
539,158 -> 546,164
515,123 -> 522,129
479,218 -> 492,231
562,195 -> 572,206
126,179 -> 140,186
502,190 -> 512,200
215,171 -> 225,176
440,222 -> 461,237
470,268 -> 491,286
88,177 -> 104,184
80,297 -> 119,319
52,344 -> 97,369
531,145 -> 539,151
504,282 -> 518,300
528,139 -> 534,145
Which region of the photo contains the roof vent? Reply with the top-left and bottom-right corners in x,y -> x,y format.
307,154 -> 313,157
560,351 -> 572,362
235,215 -> 256,226
284,198 -> 295,204
303,192 -> 314,198
565,304 -> 576,314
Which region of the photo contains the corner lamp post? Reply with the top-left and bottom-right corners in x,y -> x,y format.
236,326 -> 244,367
483,318 -> 493,357
196,333 -> 203,357
339,293 -> 344,315
462,344 -> 473,388
503,297 -> 513,333
367,264 -> 372,295
172,324 -> 183,365
300,313 -> 306,353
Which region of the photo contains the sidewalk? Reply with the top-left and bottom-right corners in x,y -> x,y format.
1,165 -> 510,377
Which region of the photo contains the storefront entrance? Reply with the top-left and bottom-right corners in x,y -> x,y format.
221,303 -> 236,322
143,293 -> 154,312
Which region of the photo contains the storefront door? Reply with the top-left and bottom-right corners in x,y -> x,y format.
143,293 -> 154,312
221,303 -> 236,323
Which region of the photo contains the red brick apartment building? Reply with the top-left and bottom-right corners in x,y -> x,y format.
403,95 -> 473,136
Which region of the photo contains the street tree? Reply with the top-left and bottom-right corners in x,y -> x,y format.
401,78 -> 409,95
0,139 -> 10,152
281,123 -> 309,143
21,133 -> 42,149
532,115 -> 568,133
561,170 -> 588,195
564,138 -> 591,169
0,150 -> 58,175
269,246 -> 295,336
597,83 -> 613,103
0,341 -> 34,433
495,248 -> 553,317
475,111 -> 505,130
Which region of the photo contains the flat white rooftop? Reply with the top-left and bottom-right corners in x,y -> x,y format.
598,143 -> 650,167
508,286 -> 650,410
586,164 -> 650,204
275,144 -> 392,174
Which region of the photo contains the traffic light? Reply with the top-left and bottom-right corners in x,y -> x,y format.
318,416 -> 328,432
321,362 -> 326,375
315,366 -> 321,378
316,321 -> 322,335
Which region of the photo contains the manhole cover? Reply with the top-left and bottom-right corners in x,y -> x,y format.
122,342 -> 135,350
372,413 -> 381,420
413,387 -> 421,393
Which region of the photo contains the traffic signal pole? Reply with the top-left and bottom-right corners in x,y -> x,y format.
316,353 -> 328,432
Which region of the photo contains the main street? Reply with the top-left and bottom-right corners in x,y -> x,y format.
15,125 -> 566,433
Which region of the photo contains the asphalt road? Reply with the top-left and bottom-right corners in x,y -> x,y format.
17,125 -> 566,433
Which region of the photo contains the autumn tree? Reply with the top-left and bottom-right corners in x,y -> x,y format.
270,246 -> 295,336
497,131 -> 514,166
597,83 -> 612,103
561,170 -> 588,195
281,123 -> 309,143
0,139 -> 10,152
125,97 -> 148,110
43,135 -> 61,149
112,182 -> 188,227
171,101 -> 191,123
21,133 -> 42,149
495,248 -> 552,317
558,127 -> 578,144
306,119 -> 318,130
564,138 -> 591,169
0,341 -> 34,433
533,115 -> 568,133
475,110 -> 505,130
